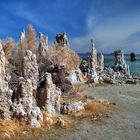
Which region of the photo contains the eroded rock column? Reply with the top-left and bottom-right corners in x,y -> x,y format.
0,42 -> 12,119
37,72 -> 61,115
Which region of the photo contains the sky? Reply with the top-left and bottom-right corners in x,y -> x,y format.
0,0 -> 140,53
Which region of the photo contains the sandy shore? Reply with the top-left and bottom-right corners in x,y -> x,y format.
54,84 -> 140,140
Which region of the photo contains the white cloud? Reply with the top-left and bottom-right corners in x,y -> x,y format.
71,11 -> 140,53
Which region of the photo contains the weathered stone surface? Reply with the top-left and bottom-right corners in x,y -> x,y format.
80,60 -> 89,76
68,101 -> 85,112
0,42 -> 10,92
61,101 -> 85,114
88,39 -> 99,83
97,53 -> 104,71
37,72 -> 61,115
90,39 -> 97,71
56,117 -> 65,127
65,69 -> 84,85
87,69 -> 99,84
101,67 -> 131,85
113,50 -> 130,75
11,51 -> 42,126
0,42 -> 12,119
126,79 -> 139,85
22,50 -> 39,90
38,32 -> 48,56
12,76 -> 43,125
55,32 -> 70,47
0,92 -> 11,119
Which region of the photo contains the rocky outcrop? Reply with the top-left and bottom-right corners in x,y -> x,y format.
38,32 -> 48,56
87,39 -> 99,83
22,50 -> 39,90
55,32 -> 70,47
80,60 -> 89,76
65,69 -> 84,85
0,42 -> 12,119
0,91 -> 12,119
130,52 -> 136,61
37,72 -> 61,115
97,53 -> 104,72
113,50 -> 130,75
12,50 -> 42,126
0,42 -> 11,93
90,39 -> 97,71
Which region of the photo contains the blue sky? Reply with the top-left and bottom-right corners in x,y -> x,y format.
0,0 -> 140,53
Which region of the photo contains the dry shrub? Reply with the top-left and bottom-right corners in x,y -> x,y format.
26,24 -> 36,53
42,112 -> 69,129
3,38 -> 14,59
11,24 -> 36,76
84,100 -> 107,115
46,45 -> 80,71
0,119 -> 43,140
67,84 -> 87,100
69,99 -> 116,119
70,83 -> 87,94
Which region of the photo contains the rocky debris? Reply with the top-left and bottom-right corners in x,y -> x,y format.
22,50 -> 39,90
102,76 -> 116,84
60,103 -> 69,114
91,114 -> 102,121
65,69 -> 84,85
55,32 -> 70,47
101,67 -> 135,85
37,72 -> 61,115
28,110 -> 41,127
96,99 -> 111,105
43,115 -> 53,124
61,101 -> 85,114
38,32 -> 48,56
126,79 -> 139,85
56,117 -> 65,127
2,132 -> 11,139
113,50 -> 130,75
68,101 -> 85,112
87,69 -> 99,84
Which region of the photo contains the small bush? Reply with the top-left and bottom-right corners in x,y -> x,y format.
46,45 -> 80,72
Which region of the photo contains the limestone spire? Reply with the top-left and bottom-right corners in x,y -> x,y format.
90,39 -> 97,70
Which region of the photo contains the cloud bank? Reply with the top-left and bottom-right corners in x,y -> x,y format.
71,9 -> 140,53
0,0 -> 140,54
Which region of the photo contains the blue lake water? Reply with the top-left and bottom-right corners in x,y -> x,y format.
79,54 -> 140,76
105,55 -> 140,76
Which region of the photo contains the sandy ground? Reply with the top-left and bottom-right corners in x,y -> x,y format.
52,84 -> 140,140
